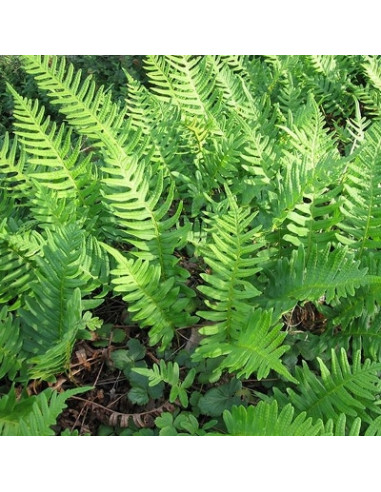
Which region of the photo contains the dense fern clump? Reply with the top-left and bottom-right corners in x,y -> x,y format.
1,55 -> 381,436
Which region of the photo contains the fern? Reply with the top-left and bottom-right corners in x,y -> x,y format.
19,225 -> 90,380
273,349 -> 381,424
195,308 -> 296,383
223,401 -> 324,436
196,187 -> 264,342
102,244 -> 197,349
0,386 -> 90,436
337,120 -> 381,258
259,244 -> 375,318
0,307 -> 23,380
1,55 -> 381,435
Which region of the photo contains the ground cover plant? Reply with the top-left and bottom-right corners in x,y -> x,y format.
1,55 -> 381,436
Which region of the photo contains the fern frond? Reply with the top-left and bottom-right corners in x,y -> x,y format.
19,225 -> 90,379
362,55 -> 381,92
337,121 -> 381,258
0,386 -> 90,436
144,56 -> 219,119
20,55 -> 129,152
196,308 -> 296,383
260,244 -> 374,317
102,244 -> 197,349
319,310 -> 381,362
223,401 -> 324,436
8,85 -> 101,225
275,348 -> 381,424
0,307 -> 23,380
0,220 -> 43,307
0,133 -> 30,200
196,189 -> 263,342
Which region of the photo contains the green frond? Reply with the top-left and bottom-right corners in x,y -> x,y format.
0,307 -> 23,380
319,311 -> 381,362
101,157 -> 189,283
276,348 -> 381,424
318,253 -> 381,330
337,121 -> 381,257
19,225 -> 90,379
102,244 -> 197,349
0,133 -> 30,201
362,55 -> 381,92
196,189 -> 263,342
144,56 -> 219,119
260,244 -> 374,317
20,55 -> 129,153
0,220 -> 43,307
223,401 -> 324,436
196,308 -> 296,383
205,56 -> 258,120
8,85 -> 101,225
0,386 -> 90,436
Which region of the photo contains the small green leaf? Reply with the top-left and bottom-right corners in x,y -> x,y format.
169,385 -> 179,403
112,329 -> 126,344
127,387 -> 149,406
126,339 -> 146,361
198,379 -> 242,417
111,350 -> 134,370
182,368 -> 196,389
178,387 -> 189,408
155,412 -> 174,429
174,413 -> 199,434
